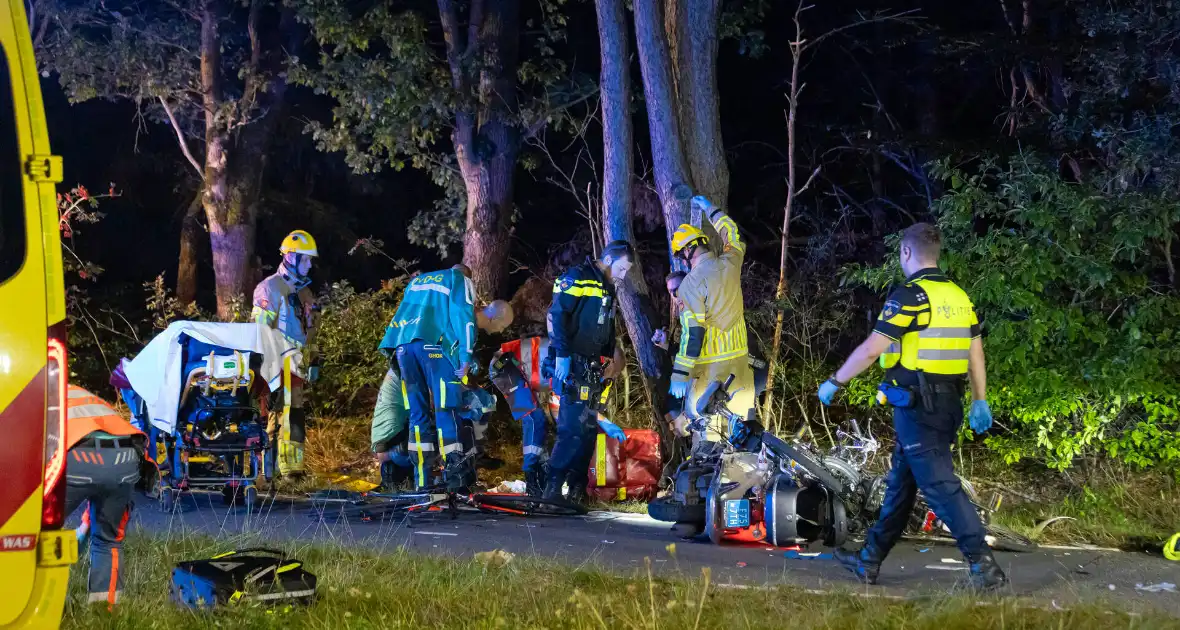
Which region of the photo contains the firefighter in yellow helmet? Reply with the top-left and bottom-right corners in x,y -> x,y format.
668,197 -> 756,441
252,230 -> 320,477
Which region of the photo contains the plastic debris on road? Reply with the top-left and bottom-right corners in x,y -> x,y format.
918,548 -> 931,553
1135,582 -> 1177,594
736,562 -> 747,567
601,540 -> 615,544
785,551 -> 832,560
489,480 -> 528,494
475,549 -> 516,568
940,558 -> 963,564
925,565 -> 968,571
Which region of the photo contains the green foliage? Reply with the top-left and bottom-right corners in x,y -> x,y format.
39,0 -> 213,140
851,155 -> 1180,470
290,0 -> 593,257
307,280 -> 407,417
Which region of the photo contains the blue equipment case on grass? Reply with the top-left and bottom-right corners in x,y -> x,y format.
170,548 -> 317,609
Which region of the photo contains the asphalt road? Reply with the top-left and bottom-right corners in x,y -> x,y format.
121,491 -> 1180,618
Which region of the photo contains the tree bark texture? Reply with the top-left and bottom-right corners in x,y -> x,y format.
633,0 -> 693,267
666,0 -> 728,211
439,0 -> 520,301
599,0 -> 673,458
176,190 -> 204,305
200,0 -> 294,319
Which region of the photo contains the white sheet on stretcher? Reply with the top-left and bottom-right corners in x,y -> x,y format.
123,321 -> 303,433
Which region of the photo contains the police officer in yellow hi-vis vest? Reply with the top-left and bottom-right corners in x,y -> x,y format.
817,223 -> 1007,590
252,229 -> 320,477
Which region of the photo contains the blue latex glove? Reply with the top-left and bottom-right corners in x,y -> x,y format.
669,378 -> 689,399
817,379 -> 840,406
690,195 -> 715,212
969,400 -> 993,434
308,365 -> 320,383
554,356 -> 571,384
597,417 -> 627,442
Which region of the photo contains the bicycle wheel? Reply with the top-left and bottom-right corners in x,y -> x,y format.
472,493 -> 588,517
986,523 -> 1038,553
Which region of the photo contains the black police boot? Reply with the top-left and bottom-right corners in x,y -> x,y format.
834,545 -> 883,585
444,455 -> 474,492
542,475 -> 565,502
965,550 -> 1009,591
566,481 -> 589,506
525,468 -> 545,498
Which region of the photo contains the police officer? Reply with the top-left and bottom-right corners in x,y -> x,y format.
543,241 -> 632,503
817,223 -> 1007,590
66,385 -> 147,608
252,229 -> 320,478
378,264 -> 514,490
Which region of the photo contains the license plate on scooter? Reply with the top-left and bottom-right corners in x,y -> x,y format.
724,499 -> 750,528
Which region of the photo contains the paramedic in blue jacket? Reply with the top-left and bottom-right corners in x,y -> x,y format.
542,242 -> 632,504
379,265 -> 514,490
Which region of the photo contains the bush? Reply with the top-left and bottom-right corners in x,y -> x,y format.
306,279 -> 406,417
851,155 -> 1180,470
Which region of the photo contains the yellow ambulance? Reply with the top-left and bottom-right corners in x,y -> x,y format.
0,0 -> 76,628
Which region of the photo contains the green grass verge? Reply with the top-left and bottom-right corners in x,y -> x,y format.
63,534 -> 1179,630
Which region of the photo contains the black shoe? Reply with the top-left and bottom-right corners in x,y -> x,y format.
566,482 -> 589,506
966,551 -> 1009,590
834,546 -> 882,585
444,455 -> 475,491
542,476 -> 565,502
525,469 -> 545,498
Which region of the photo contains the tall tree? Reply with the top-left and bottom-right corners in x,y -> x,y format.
632,0 -> 694,259
667,0 -> 728,209
41,0 -> 298,317
292,0 -> 588,299
596,0 -> 667,435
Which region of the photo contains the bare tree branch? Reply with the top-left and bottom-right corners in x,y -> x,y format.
159,96 -> 205,178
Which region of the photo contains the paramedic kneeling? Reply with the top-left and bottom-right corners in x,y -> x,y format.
817,223 -> 1007,590
65,385 -> 147,607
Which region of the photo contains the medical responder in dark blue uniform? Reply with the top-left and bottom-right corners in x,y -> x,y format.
817,223 -> 1008,590
378,265 -> 514,490
543,241 -> 633,504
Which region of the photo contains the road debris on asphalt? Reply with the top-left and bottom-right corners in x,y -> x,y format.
925,565 -> 968,571
785,551 -> 832,560
1135,582 -> 1177,594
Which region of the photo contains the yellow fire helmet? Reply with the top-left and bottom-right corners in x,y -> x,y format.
280,230 -> 319,257
671,224 -> 708,254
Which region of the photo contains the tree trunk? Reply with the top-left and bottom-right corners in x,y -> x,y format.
200,0 -> 294,319
599,0 -> 672,459
176,190 -> 203,305
666,0 -> 727,210
633,0 -> 693,265
439,0 -> 520,301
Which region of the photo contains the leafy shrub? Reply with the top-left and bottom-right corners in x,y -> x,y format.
306,279 -> 407,417
851,155 -> 1180,469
